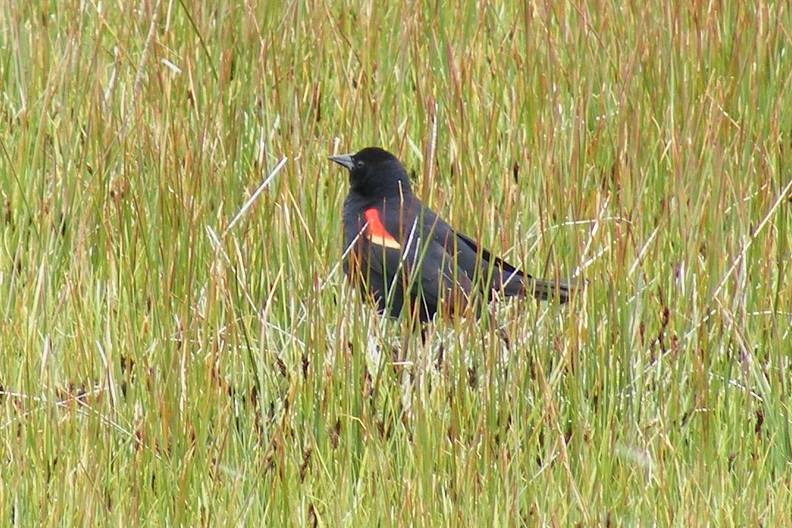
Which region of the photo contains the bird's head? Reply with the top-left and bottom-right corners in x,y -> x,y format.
329,147 -> 412,199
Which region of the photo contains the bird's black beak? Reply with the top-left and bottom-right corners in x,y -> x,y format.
328,153 -> 355,170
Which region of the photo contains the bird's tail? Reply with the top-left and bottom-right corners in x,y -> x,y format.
524,277 -> 574,304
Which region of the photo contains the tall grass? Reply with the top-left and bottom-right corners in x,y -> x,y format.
1,0 -> 791,524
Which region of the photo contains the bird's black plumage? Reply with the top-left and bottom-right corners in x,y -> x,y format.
330,147 -> 571,322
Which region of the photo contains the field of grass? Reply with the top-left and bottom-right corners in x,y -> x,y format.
2,0 -> 791,525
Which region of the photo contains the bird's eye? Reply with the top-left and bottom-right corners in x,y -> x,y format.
356,160 -> 364,168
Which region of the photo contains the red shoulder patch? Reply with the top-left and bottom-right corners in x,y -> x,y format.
363,208 -> 401,249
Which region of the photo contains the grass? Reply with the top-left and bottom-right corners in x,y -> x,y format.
1,0 -> 791,525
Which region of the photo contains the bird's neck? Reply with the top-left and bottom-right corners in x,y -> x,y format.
347,190 -> 412,211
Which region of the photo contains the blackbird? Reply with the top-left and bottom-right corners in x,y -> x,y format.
330,147 -> 571,322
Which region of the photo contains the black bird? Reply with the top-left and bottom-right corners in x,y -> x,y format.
330,147 -> 571,322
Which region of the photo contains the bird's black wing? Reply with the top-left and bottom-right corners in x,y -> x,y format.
418,205 -> 570,303
412,206 -> 520,296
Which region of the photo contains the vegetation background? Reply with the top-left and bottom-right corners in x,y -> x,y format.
1,0 -> 790,524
